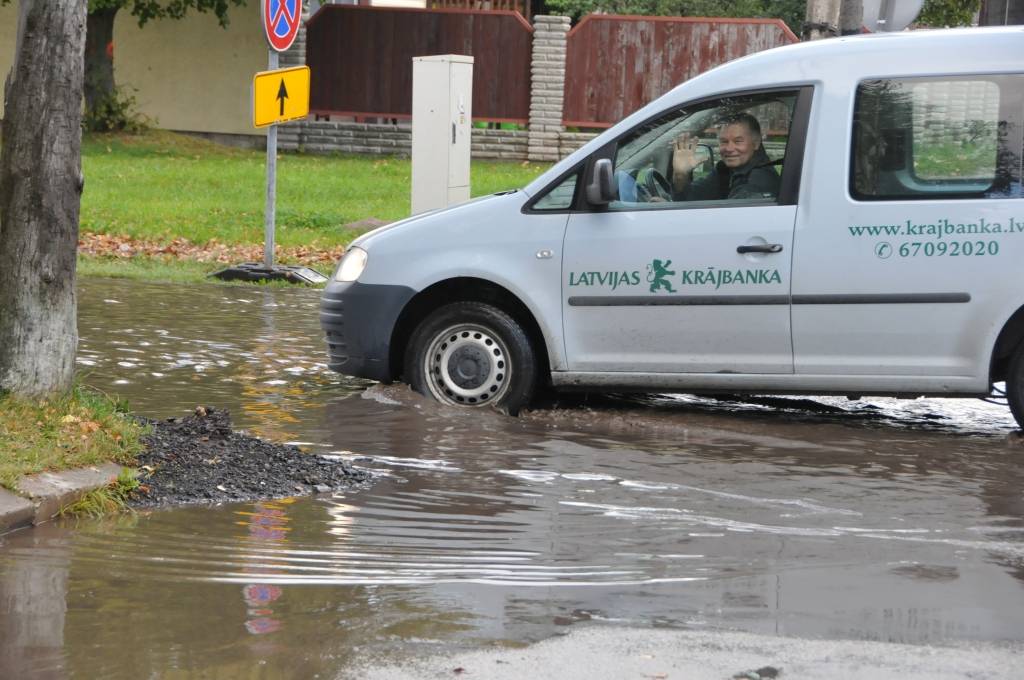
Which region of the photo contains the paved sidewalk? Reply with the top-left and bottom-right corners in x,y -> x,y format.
0,463 -> 125,535
356,626 -> 1024,680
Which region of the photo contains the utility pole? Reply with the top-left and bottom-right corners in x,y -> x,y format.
803,0 -> 841,39
839,0 -> 864,34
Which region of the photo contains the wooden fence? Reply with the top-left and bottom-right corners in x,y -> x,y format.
428,0 -> 531,22
306,5 -> 533,123
563,15 -> 799,128
305,9 -> 800,129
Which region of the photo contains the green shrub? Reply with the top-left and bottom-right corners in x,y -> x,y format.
84,87 -> 150,134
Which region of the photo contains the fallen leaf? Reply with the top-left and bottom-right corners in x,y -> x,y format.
61,415 -> 81,424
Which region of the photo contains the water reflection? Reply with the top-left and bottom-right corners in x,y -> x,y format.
0,525 -> 69,679
0,277 -> 1021,679
237,499 -> 295,637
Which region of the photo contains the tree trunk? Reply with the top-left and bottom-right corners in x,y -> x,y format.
0,0 -> 87,397
84,6 -> 118,116
839,0 -> 864,34
803,0 -> 841,39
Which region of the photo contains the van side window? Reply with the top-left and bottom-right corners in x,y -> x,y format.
532,171 -> 579,211
608,90 -> 799,211
851,75 -> 1024,200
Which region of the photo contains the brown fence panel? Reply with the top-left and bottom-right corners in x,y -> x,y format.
307,5 -> 533,122
564,15 -> 799,128
429,0 -> 531,22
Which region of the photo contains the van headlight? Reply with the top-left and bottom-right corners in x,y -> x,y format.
335,247 -> 368,282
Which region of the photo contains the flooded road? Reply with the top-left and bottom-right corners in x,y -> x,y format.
2,278 -> 1023,678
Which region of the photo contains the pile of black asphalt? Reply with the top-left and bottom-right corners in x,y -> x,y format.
130,406 -> 370,507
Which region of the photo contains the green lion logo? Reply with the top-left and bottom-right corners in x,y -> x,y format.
647,259 -> 677,293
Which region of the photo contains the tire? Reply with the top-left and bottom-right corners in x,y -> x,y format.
405,301 -> 537,415
1008,343 -> 1024,429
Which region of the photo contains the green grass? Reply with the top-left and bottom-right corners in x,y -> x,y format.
78,256 -> 225,283
59,468 -> 140,518
913,139 -> 999,180
81,130 -> 551,251
0,386 -> 147,491
77,256 -> 320,286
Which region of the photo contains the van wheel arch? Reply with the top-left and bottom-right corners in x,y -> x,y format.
389,278 -> 551,386
990,304 -> 1024,385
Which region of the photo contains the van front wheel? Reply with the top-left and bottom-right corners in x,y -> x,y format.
1007,344 -> 1024,429
405,302 -> 537,415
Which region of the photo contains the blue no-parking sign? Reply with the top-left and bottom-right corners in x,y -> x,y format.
262,0 -> 302,52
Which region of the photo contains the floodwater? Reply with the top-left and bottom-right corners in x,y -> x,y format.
2,277 -> 1023,679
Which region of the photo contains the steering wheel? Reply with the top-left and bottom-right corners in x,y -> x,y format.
634,167 -> 673,203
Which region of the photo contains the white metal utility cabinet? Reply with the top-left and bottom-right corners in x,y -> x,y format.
411,55 -> 474,215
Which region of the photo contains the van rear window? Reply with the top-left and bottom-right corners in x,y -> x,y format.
851,75 -> 1023,201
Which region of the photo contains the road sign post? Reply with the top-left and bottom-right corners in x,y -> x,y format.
214,0 -> 325,284
252,62 -> 310,267
259,0 -> 302,272
265,50 -> 279,271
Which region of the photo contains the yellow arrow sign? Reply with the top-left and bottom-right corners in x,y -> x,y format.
253,66 -> 310,128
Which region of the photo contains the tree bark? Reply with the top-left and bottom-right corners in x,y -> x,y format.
803,0 -> 841,39
0,0 -> 87,397
839,0 -> 864,34
84,6 -> 118,116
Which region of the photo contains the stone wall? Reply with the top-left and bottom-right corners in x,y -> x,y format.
472,128 -> 531,160
560,131 -> 599,158
910,80 -> 1001,145
278,121 -> 530,160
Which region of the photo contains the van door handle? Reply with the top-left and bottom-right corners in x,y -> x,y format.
737,243 -> 783,254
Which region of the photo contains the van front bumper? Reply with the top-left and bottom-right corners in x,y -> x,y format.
319,280 -> 416,383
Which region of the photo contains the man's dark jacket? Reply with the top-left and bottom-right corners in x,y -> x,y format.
677,147 -> 780,201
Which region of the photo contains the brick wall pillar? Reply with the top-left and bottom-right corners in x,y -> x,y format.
527,15 -> 569,163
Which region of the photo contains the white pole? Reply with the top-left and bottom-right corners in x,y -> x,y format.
264,49 -> 279,269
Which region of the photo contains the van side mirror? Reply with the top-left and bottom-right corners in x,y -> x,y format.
586,158 -> 617,205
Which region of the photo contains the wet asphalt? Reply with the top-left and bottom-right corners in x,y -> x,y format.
0,277 -> 1021,679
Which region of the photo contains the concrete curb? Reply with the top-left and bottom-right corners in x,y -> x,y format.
0,463 -> 127,536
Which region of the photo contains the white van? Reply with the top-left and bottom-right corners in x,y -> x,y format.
321,26 -> 1024,424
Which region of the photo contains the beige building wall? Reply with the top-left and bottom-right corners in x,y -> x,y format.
0,4 -> 266,137
0,4 -> 17,120
114,4 -> 267,137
